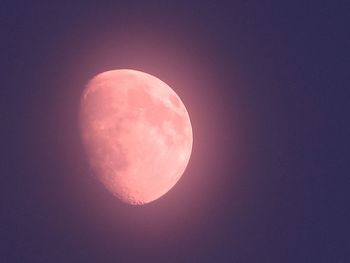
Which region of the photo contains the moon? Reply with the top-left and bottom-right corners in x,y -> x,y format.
79,69 -> 193,205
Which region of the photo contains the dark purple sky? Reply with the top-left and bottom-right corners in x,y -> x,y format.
2,1 -> 350,262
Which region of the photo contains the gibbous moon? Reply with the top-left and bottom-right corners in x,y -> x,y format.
80,69 -> 193,205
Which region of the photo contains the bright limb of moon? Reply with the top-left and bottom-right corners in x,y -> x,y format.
79,69 -> 193,205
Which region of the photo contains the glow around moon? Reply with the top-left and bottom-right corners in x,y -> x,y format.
79,69 -> 193,205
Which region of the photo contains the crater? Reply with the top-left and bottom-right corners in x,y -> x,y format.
169,94 -> 181,108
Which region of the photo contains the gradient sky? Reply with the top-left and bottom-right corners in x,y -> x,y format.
2,1 -> 349,262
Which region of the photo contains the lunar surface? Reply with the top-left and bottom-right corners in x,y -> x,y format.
80,69 -> 193,205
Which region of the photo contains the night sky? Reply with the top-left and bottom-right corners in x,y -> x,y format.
2,1 -> 350,262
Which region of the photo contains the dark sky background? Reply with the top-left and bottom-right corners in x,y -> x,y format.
2,1 -> 350,262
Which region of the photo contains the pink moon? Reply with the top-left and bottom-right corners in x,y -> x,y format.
79,69 -> 193,205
